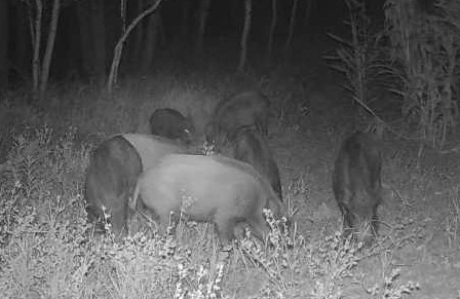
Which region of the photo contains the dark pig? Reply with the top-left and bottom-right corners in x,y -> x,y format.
149,108 -> 195,144
84,134 -> 187,239
84,135 -> 142,238
332,131 -> 382,245
218,126 -> 283,202
206,91 -> 269,145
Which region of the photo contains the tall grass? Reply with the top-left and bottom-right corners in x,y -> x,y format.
0,123 -> 399,298
0,67 -> 427,298
326,0 -> 386,119
384,0 -> 460,148
327,0 -> 460,147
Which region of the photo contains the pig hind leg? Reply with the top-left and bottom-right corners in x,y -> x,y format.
152,210 -> 178,237
245,213 -> 270,242
333,165 -> 355,236
110,200 -> 129,239
215,217 -> 238,245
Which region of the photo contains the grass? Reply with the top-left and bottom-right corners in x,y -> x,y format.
1,65 -> 455,298
445,186 -> 460,250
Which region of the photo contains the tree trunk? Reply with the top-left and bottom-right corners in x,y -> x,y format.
284,0 -> 299,57
120,0 -> 127,33
90,0 -> 107,84
266,0 -> 277,63
195,0 -> 211,55
30,0 -> 43,95
141,13 -> 161,73
107,0 -> 164,94
0,0 -> 9,90
39,0 -> 60,98
238,0 -> 252,72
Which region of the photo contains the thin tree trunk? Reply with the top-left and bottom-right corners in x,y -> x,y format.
39,0 -> 60,97
195,0 -> 211,55
30,0 -> 43,95
284,0 -> 299,57
266,0 -> 277,63
238,0 -> 252,72
107,0 -> 164,94
120,0 -> 127,33
0,0 -> 9,89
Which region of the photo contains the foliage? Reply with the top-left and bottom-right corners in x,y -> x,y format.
0,68 -> 434,298
384,0 -> 460,148
326,0 -> 386,117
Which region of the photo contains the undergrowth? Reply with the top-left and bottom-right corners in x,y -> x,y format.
0,72 -> 429,298
0,125 -> 421,298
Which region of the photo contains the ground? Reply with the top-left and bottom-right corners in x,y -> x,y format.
1,39 -> 459,299
265,60 -> 460,298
